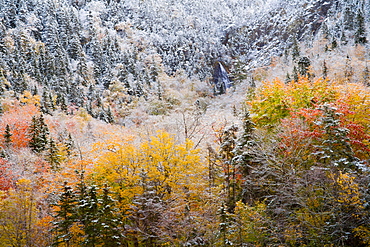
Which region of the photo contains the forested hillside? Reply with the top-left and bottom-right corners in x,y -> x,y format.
0,0 -> 370,246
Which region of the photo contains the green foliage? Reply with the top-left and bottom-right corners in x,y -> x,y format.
355,10 -> 367,44
52,180 -> 124,247
312,104 -> 359,170
28,114 -> 49,153
52,182 -> 77,247
3,124 -> 12,147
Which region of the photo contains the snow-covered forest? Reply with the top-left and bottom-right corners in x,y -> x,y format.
0,0 -> 370,246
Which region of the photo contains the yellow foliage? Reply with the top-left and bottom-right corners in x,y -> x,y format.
0,179 -> 51,247
248,77 -> 338,127
19,90 -> 41,106
354,226 -> 370,246
92,131 -> 207,217
332,171 -> 363,209
337,82 -> 370,132
226,200 -> 270,246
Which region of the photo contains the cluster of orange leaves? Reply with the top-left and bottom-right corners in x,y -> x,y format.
248,77 -> 370,162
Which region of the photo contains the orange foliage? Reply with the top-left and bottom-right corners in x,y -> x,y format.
250,77 -> 370,162
0,104 -> 40,148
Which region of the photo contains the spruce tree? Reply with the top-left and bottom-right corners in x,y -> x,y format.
232,110 -> 256,176
363,65 -> 370,86
285,72 -> 291,84
48,137 -> 60,170
292,66 -> 299,82
99,185 -> 124,246
355,10 -> 367,44
81,185 -> 101,247
298,56 -> 311,77
52,182 -> 77,247
219,125 -> 238,212
29,114 -> 49,153
65,133 -> 74,157
322,60 -> 328,79
314,104 -> 359,170
291,36 -> 300,61
3,124 -> 12,147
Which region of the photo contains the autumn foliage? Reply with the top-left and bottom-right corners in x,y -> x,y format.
0,75 -> 369,246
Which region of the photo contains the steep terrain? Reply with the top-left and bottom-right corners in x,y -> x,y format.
0,0 -> 368,125
0,1 -> 369,246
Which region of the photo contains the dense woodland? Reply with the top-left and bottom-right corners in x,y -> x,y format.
0,0 -> 370,246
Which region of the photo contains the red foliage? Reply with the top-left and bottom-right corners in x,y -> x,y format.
0,158 -> 14,191
0,104 -> 40,149
279,101 -> 370,161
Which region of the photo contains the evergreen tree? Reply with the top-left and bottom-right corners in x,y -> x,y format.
218,203 -> 231,247
313,104 -> 360,170
340,30 -> 348,45
343,5 -> 355,31
355,10 -> 367,44
322,60 -> 328,79
65,133 -> 74,157
219,125 -> 238,212
291,36 -> 300,61
297,56 -> 311,77
47,137 -> 60,170
75,172 -> 124,246
331,38 -> 338,49
320,22 -> 330,39
56,93 -> 68,112
99,185 -> 124,246
232,110 -> 256,176
3,124 -> 12,147
284,72 -> 291,84
41,90 -> 51,114
29,114 -> 49,153
81,185 -> 101,247
344,55 -> 353,82
363,65 -> 370,86
52,182 -> 77,247
292,66 -> 299,82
